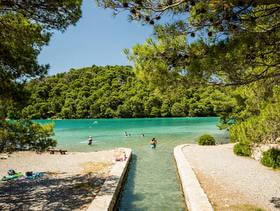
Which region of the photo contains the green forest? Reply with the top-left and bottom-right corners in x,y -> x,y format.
2,65 -> 228,119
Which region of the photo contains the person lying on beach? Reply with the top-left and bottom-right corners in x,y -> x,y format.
115,151 -> 127,161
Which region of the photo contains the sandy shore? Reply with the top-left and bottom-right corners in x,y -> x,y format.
0,149 -> 125,210
183,144 -> 280,211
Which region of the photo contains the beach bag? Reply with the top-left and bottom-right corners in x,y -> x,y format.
26,171 -> 33,177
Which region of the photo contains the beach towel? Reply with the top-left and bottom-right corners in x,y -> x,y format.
25,172 -> 44,179
1,172 -> 23,181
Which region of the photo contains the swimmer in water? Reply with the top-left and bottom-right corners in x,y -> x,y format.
88,136 -> 93,145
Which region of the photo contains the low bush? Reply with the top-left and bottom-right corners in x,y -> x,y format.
261,148 -> 280,169
197,134 -> 215,145
0,120 -> 57,153
233,142 -> 251,156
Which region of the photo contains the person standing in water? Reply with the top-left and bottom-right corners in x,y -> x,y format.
150,138 -> 157,149
88,136 -> 93,145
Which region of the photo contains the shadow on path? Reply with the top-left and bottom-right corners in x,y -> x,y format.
271,197 -> 280,209
0,173 -> 106,210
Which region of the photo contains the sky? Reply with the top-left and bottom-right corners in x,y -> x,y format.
38,0 -> 153,75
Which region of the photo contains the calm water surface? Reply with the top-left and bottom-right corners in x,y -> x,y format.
38,117 -> 227,210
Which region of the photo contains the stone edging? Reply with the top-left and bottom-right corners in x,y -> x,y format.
87,148 -> 132,211
174,144 -> 213,211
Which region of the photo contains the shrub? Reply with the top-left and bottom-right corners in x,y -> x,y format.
233,142 -> 251,156
229,102 -> 280,145
197,134 -> 215,145
261,148 -> 280,169
0,120 -> 57,153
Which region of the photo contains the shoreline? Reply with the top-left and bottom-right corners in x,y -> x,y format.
14,116 -> 220,121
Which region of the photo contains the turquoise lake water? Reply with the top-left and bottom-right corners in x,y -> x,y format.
38,117 -> 228,210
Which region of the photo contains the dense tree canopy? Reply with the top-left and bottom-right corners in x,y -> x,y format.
0,0 -> 82,101
98,0 -> 280,86
4,65 -> 232,119
228,81 -> 280,145
0,0 -> 82,30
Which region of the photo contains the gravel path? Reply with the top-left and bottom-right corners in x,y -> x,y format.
183,144 -> 280,211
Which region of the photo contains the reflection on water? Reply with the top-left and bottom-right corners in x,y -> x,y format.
37,117 -> 227,210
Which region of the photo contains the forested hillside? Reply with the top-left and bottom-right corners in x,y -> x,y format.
3,65 -> 232,119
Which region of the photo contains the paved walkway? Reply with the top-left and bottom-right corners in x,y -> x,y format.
183,144 -> 280,211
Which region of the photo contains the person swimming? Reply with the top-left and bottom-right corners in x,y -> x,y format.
150,138 -> 157,149
88,136 -> 93,145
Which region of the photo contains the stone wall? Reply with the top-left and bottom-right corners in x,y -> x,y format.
87,148 -> 132,211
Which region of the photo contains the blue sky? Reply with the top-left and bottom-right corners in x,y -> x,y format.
38,0 -> 153,75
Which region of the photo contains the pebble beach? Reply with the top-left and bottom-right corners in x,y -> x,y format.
183,144 -> 280,211
0,149 -> 124,210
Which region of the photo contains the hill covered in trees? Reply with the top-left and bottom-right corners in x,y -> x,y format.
3,65 -> 232,119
